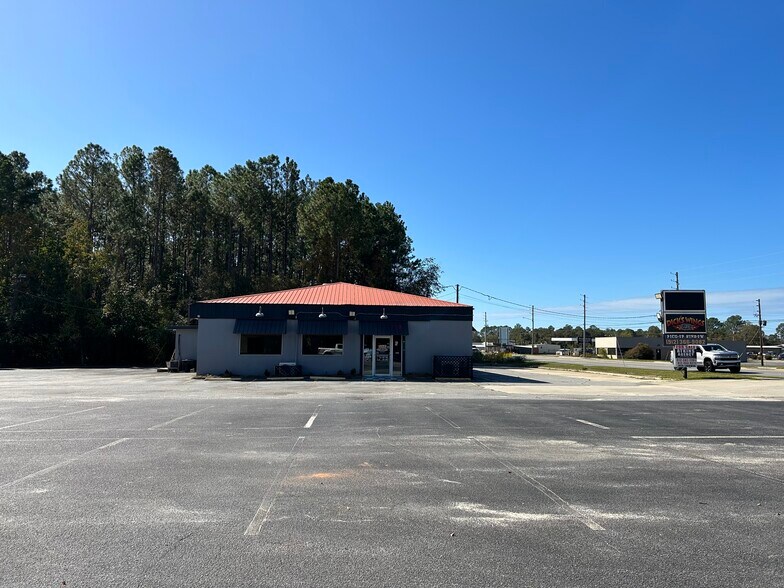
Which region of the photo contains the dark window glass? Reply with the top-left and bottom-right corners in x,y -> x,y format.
240,335 -> 282,355
393,335 -> 403,376
302,335 -> 344,355
363,335 -> 373,374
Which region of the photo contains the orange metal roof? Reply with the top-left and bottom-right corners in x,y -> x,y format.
201,282 -> 469,308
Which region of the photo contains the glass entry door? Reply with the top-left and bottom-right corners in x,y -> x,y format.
372,336 -> 392,377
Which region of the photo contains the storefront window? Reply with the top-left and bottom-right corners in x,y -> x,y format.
393,336 -> 403,375
240,335 -> 282,355
302,334 -> 344,355
363,335 -> 373,374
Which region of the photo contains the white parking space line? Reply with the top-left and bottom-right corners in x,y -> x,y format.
304,405 -> 321,429
470,437 -> 606,532
148,406 -> 213,430
633,435 -> 784,439
425,407 -> 461,429
0,438 -> 129,489
0,406 -> 105,430
245,436 -> 305,536
571,418 -> 610,430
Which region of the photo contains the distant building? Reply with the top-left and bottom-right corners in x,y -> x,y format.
595,336 -> 748,361
509,343 -> 561,355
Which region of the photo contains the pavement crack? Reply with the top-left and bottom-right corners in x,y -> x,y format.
134,531 -> 195,588
469,437 -> 608,533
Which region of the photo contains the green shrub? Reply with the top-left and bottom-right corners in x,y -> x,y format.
624,343 -> 655,360
473,350 -> 528,365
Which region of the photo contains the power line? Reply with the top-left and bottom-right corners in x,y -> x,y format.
433,284 -> 455,296
459,293 -> 527,312
459,285 -> 657,320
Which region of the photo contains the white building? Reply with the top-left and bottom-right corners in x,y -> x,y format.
176,282 -> 474,378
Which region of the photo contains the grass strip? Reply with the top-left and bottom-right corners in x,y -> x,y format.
528,361 -> 763,380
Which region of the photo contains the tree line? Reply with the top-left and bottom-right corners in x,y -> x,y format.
0,146 -> 441,366
478,315 -> 784,346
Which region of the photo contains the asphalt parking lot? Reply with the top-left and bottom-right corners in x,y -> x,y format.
1,368 -> 783,587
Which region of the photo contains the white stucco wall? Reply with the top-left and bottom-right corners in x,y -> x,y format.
196,319 -> 364,376
298,321 -> 362,376
404,320 -> 473,375
174,329 -> 198,360
195,318 -> 472,377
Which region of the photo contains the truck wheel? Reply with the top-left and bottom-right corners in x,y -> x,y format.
704,359 -> 715,372
696,366 -> 705,372
729,366 -> 741,373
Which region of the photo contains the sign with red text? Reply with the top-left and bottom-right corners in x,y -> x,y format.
673,344 -> 697,368
661,290 -> 707,346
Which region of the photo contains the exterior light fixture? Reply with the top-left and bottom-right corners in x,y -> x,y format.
288,309 -> 295,316
349,311 -> 356,318
380,308 -> 388,320
318,307 -> 327,319
255,306 -> 264,318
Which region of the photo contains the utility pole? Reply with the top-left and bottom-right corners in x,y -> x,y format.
671,272 -> 680,290
531,305 -> 535,352
484,312 -> 488,350
757,299 -> 765,367
455,284 -> 460,304
582,294 -> 587,357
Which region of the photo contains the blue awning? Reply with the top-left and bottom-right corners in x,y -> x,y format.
233,319 -> 287,335
297,320 -> 348,335
358,320 -> 408,336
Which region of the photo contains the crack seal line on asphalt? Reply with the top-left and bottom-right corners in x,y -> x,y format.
0,406 -> 105,430
244,435 -> 305,536
0,438 -> 129,489
147,406 -> 213,430
632,435 -> 784,439
469,437 -> 606,532
425,406 -> 461,429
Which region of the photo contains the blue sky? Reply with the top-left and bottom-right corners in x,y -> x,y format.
2,1 -> 783,329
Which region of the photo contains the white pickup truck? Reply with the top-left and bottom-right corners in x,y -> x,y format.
694,344 -> 741,373
317,343 -> 343,355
